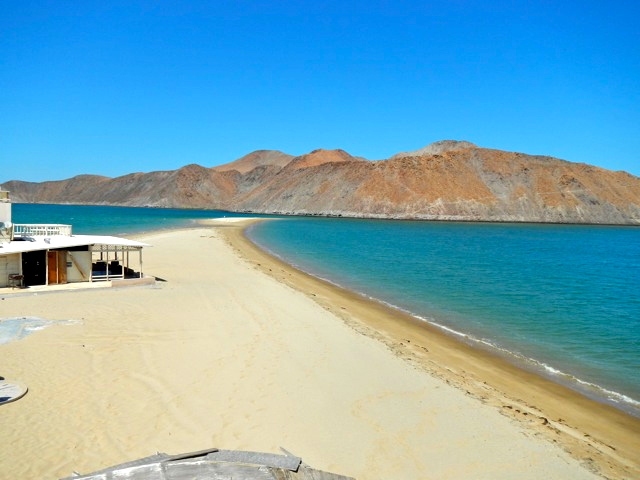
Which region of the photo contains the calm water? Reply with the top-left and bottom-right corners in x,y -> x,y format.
9,204 -> 640,415
248,217 -> 640,416
11,203 -> 256,235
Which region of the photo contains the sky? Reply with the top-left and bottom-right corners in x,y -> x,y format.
1,0 -> 639,183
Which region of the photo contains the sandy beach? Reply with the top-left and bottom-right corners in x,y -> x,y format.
0,219 -> 638,479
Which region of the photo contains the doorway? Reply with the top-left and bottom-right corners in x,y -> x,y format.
22,250 -> 46,286
47,251 -> 68,285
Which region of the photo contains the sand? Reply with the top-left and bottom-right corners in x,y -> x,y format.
0,219 -> 637,479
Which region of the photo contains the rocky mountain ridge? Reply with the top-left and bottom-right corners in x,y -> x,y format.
211,150 -> 294,174
3,141 -> 640,225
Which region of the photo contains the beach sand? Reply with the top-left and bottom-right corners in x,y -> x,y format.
0,219 -> 637,479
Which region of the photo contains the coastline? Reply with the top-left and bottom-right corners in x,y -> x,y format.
11,201 -> 640,226
0,219 -> 636,479
245,221 -> 640,416
216,218 -> 640,479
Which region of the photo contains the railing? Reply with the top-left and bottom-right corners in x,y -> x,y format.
91,271 -> 125,281
91,261 -> 126,282
12,224 -> 73,238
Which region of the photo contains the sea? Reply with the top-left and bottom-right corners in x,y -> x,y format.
8,203 -> 640,416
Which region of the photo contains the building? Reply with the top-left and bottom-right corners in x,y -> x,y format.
0,190 -> 150,289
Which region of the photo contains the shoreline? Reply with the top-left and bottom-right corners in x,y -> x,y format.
12,201 -> 640,227
0,219 -> 637,479
246,224 -> 640,417
3,213 -> 634,414
214,218 -> 640,479
130,217 -> 636,418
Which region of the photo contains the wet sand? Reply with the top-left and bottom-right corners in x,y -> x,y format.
0,219 -> 637,479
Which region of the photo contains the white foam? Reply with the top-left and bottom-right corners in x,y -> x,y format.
210,217 -> 265,223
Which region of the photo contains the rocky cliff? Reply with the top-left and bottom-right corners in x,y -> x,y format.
3,141 -> 640,224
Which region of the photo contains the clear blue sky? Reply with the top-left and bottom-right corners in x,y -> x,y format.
1,1 -> 639,182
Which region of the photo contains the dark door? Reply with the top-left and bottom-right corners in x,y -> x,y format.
22,250 -> 46,286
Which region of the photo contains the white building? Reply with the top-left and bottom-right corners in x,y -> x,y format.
0,190 -> 150,289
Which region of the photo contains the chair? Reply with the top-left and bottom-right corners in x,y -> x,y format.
8,274 -> 24,288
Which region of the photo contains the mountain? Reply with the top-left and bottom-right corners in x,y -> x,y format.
212,150 -> 294,174
3,142 -> 640,225
283,149 -> 365,170
390,140 -> 478,159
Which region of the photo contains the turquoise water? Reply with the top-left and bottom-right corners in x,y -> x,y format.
11,203 -> 256,235
8,204 -> 640,415
248,218 -> 640,416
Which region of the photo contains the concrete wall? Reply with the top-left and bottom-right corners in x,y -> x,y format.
0,202 -> 11,244
0,202 -> 11,226
67,251 -> 91,283
0,254 -> 21,287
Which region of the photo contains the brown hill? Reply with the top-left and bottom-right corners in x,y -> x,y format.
390,140 -> 478,159
3,142 -> 640,224
5,165 -> 236,208
284,149 -> 364,170
212,150 -> 294,174
3,174 -> 111,203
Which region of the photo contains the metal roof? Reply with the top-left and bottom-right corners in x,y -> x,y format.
60,448 -> 355,480
0,235 -> 149,256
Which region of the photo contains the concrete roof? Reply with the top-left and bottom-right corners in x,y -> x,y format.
0,235 -> 149,256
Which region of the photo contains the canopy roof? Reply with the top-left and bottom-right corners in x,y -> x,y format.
0,235 -> 149,256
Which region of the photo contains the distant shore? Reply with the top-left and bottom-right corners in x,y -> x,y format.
10,200 -> 640,226
0,219 -> 637,479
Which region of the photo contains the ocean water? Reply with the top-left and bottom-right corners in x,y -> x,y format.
248,217 -> 640,416
7,204 -> 640,416
10,203 -> 256,235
